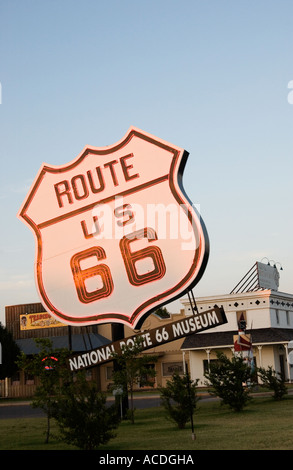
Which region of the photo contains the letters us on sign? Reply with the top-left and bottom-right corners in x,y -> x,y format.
18,127 -> 209,329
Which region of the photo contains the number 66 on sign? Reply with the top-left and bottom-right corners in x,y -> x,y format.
18,127 -> 209,329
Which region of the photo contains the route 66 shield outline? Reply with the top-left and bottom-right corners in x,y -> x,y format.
18,127 -> 209,329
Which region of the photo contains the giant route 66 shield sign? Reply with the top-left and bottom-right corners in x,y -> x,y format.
18,127 -> 209,329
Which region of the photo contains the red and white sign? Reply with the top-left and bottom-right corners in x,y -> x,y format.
18,127 -> 209,329
233,333 -> 252,352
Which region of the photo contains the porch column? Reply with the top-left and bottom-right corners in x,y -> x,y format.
284,344 -> 291,383
182,351 -> 186,374
257,346 -> 263,368
205,349 -> 211,372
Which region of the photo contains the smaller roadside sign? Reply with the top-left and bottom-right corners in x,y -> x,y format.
66,305 -> 227,372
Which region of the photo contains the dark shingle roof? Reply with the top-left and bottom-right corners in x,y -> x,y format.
181,328 -> 293,350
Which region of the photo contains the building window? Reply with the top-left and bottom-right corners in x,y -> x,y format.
276,309 -> 280,324
286,311 -> 290,326
162,362 -> 184,377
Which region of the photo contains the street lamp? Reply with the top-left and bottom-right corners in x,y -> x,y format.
260,258 -> 283,271
269,260 -> 283,271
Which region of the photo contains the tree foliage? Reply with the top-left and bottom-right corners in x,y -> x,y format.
153,307 -> 170,319
53,372 -> 120,450
111,336 -> 158,423
159,372 -> 199,429
17,338 -> 68,443
258,366 -> 288,400
204,352 -> 252,412
17,338 -> 120,448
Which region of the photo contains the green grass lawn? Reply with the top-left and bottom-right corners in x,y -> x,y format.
1,395 -> 293,450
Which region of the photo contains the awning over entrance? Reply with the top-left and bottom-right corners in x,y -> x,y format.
16,332 -> 110,355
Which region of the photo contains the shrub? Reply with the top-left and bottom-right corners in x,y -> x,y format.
258,366 -> 288,400
204,352 -> 252,412
53,373 -> 120,450
159,372 -> 199,429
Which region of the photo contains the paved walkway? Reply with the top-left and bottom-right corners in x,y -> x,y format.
1,388 -> 292,407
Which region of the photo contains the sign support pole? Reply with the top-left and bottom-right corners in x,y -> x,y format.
111,324 -> 129,418
186,290 -> 198,440
187,289 -> 199,314
185,361 -> 195,440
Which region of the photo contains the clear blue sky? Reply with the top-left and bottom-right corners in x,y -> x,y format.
1,0 -> 293,324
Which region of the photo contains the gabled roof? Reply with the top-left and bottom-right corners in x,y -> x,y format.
181,328 -> 293,350
16,332 -> 110,355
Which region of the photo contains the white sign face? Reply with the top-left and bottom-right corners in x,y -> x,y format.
18,127 -> 209,329
256,262 -> 279,291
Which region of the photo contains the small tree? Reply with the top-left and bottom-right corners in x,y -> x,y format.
154,307 -> 170,319
53,372 -> 120,450
17,338 -> 68,443
159,371 -> 199,429
204,352 -> 252,412
258,366 -> 288,400
111,336 -> 158,423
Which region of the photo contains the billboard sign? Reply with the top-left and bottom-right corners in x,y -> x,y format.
20,312 -> 64,330
256,262 -> 279,291
18,127 -> 209,329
